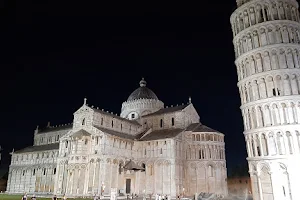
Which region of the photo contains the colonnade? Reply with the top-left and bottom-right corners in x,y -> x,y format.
7,165 -> 56,194
245,130 -> 300,158
231,0 -> 299,36
185,145 -> 225,160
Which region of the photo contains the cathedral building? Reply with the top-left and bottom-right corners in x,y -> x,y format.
6,79 -> 227,197
231,0 -> 300,199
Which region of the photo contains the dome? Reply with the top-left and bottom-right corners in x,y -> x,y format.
127,78 -> 159,101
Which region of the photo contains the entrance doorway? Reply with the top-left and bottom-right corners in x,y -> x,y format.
126,179 -> 131,194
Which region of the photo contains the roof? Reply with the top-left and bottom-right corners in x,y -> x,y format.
37,123 -> 73,134
124,160 -> 145,171
143,104 -> 189,117
127,78 -> 158,101
95,125 -> 182,141
92,108 -> 141,126
94,126 -> 139,140
139,128 -> 184,141
14,143 -> 59,154
186,123 -> 220,133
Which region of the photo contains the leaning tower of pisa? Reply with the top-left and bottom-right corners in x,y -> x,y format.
230,0 -> 300,200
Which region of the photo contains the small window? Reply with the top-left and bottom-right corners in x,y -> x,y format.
111,120 -> 114,127
142,163 -> 146,172
53,168 -> 56,175
164,141 -> 167,145
272,88 -> 276,96
82,118 -> 86,125
171,118 -> 175,126
23,170 -> 25,176
85,139 -> 88,145
144,149 -> 147,155
160,148 -> 163,154
33,169 -> 36,176
160,119 -> 163,128
65,141 -> 68,148
239,180 -> 242,183
121,124 -> 123,130
43,169 -> 46,175
101,118 -> 103,125
96,137 -> 99,145
131,113 -> 135,119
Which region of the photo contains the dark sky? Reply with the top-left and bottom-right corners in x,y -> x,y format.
1,1 -> 247,173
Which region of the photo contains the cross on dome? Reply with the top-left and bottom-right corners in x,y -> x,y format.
84,97 -> 87,105
139,78 -> 147,87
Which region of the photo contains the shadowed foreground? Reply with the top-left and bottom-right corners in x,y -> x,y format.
0,194 -> 93,200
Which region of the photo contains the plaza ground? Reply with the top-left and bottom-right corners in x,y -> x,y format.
0,194 -> 93,200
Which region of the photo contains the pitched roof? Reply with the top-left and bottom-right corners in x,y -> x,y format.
143,104 -> 189,117
124,160 -> 145,171
94,126 -> 139,140
14,143 -> 59,154
186,123 -> 220,133
92,108 -> 141,126
139,128 -> 184,141
37,123 -> 73,134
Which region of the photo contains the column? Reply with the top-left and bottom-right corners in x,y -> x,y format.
83,164 -> 89,194
256,173 -> 264,200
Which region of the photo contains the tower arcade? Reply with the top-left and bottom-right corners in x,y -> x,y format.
230,0 -> 300,199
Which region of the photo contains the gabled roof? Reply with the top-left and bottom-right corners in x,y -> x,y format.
124,160 -> 145,171
139,128 -> 184,141
14,143 -> 59,154
143,104 -> 189,117
37,123 -> 73,134
186,123 -> 220,133
94,126 -> 139,140
92,108 -> 141,126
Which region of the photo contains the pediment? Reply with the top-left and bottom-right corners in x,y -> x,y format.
73,104 -> 94,115
60,128 -> 94,140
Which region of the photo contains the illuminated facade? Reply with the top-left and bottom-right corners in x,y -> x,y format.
230,0 -> 300,199
6,79 -> 227,197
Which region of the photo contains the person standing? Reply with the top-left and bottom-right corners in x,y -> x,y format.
21,193 -> 27,200
31,195 -> 36,200
62,194 -> 67,200
52,195 -> 57,200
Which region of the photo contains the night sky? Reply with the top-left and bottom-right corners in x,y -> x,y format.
1,1 -> 247,173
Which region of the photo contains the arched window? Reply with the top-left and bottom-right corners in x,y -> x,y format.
43,168 -> 46,175
53,168 -> 56,174
65,141 -> 68,148
171,118 -> 175,126
111,120 -> 114,127
208,165 -> 213,177
160,119 -> 163,128
142,163 -> 146,172
33,169 -> 36,176
82,118 -> 86,125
